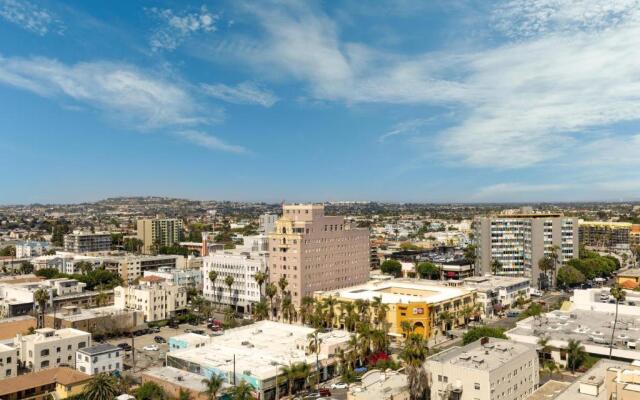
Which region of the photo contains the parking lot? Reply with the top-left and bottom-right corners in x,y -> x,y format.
104,322 -> 213,373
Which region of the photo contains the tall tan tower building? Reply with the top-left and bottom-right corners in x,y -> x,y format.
137,217 -> 183,254
268,204 -> 370,306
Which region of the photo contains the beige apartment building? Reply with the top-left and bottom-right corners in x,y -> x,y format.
14,328 -> 91,372
113,276 -> 187,322
268,204 -> 370,305
426,337 -> 538,400
137,217 -> 183,254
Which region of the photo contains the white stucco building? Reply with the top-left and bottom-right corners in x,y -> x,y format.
14,328 -> 91,372
0,343 -> 18,380
76,343 -> 123,375
113,276 -> 187,322
202,235 -> 268,313
143,266 -> 202,288
15,241 -> 50,258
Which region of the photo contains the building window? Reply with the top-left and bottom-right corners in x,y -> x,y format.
5,369 -> 10,376
40,349 -> 49,357
475,383 -> 480,390
78,342 -> 86,349
41,360 -> 50,368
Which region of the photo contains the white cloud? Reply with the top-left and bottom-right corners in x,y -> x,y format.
378,118 -> 436,142
0,0 -> 63,35
0,55 -> 244,154
231,1 -> 640,170
0,55 -> 202,129
201,81 -> 278,107
148,6 -> 218,51
176,130 -> 246,154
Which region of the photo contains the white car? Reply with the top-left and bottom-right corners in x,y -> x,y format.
331,383 -> 348,389
143,345 -> 159,351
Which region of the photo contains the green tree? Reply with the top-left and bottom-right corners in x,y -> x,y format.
265,283 -> 278,320
544,360 -> 559,380
416,262 -> 440,279
19,261 -> 34,274
136,381 -> 167,400
556,265 -> 586,288
610,284 -> 626,359
400,333 -> 429,400
538,256 -> 555,289
491,259 -> 502,275
253,271 -> 268,299
230,381 -> 253,400
0,245 -> 15,257
83,373 -> 120,400
566,339 -> 586,374
462,326 -> 507,345
380,260 -> 402,277
178,389 -> 191,400
33,288 -> 49,329
463,244 -> 477,265
225,275 -> 235,311
201,374 -> 224,400
252,300 -> 269,321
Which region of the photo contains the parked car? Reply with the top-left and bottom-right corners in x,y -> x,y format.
330,382 -> 348,389
506,310 -> 520,318
192,329 -> 205,335
143,345 -> 159,351
168,321 -> 180,329
318,388 -> 331,397
154,336 -> 166,343
117,343 -> 132,351
150,327 -> 161,333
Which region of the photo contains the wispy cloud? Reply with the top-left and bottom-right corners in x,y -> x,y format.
148,5 -> 218,52
201,81 -> 278,107
0,55 -> 202,129
0,54 -> 244,154
176,130 -> 246,154
378,118 -> 436,142
0,0 -> 63,35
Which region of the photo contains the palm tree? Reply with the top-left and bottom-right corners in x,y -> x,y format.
230,381 -> 253,400
308,330 -> 323,389
281,294 -> 297,323
538,336 -> 551,363
300,296 -> 315,326
252,300 -> 269,321
566,339 -> 586,374
225,275 -> 235,311
610,284 -> 626,359
33,288 -> 49,329
178,389 -> 191,400
254,271 -> 267,299
491,259 -> 502,275
400,333 -> 429,400
400,320 -> 413,337
278,275 -> 289,295
265,283 -> 278,320
461,305 -> 474,327
538,256 -> 555,290
544,360 -> 559,380
83,373 -> 119,400
281,363 -> 298,397
201,374 -> 224,400
322,296 -> 338,328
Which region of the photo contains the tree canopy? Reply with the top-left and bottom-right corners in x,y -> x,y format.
380,260 -> 402,277
416,262 -> 439,279
556,265 -> 586,288
462,326 -> 507,345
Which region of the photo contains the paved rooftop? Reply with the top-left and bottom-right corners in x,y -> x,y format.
528,380 -> 571,400
317,278 -> 473,305
554,359 -> 628,400
78,343 -> 120,356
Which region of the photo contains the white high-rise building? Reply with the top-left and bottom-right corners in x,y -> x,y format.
202,235 -> 268,313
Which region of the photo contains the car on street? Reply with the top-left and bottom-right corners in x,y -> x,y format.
330,383 -> 348,389
117,343 -> 132,351
143,345 -> 159,351
154,336 -> 166,343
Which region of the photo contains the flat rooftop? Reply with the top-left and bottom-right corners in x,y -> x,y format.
426,338 -> 535,372
317,279 -> 474,305
463,275 -> 530,290
528,380 -> 571,400
20,328 -> 90,343
47,305 -> 137,322
167,320 -> 350,381
78,343 -> 120,356
554,359 -> 628,400
144,366 -> 231,393
350,370 -> 407,400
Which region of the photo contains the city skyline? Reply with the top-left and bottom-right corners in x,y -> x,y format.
1,0 -> 640,204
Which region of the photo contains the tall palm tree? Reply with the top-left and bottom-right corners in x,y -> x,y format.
538,336 -> 551,363
461,304 -> 474,327
225,275 -> 235,311
201,374 -> 224,400
610,284 -> 626,359
83,373 -> 119,400
254,271 -> 267,299
567,339 -> 586,374
308,330 -> 323,389
280,364 -> 297,397
400,333 -> 429,400
33,288 -> 49,329
300,296 -> 315,326
281,294 -> 297,323
230,381 -> 253,400
278,276 -> 289,295
491,259 -> 502,275
544,360 -> 559,380
265,283 -> 277,320
322,296 -> 338,328
400,320 -> 412,337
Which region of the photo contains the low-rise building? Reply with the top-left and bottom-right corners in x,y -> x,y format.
0,343 -> 18,380
143,366 -> 230,400
14,328 -> 91,372
45,305 -> 144,335
315,279 -> 476,339
168,333 -> 209,352
462,276 -> 531,317
113,276 -> 187,322
143,266 -> 202,288
0,366 -> 91,400
440,263 -> 474,280
75,343 -> 123,375
348,370 -> 408,400
15,241 -> 50,258
63,231 -> 112,253
167,320 -> 351,400
617,269 -> 640,289
425,337 -> 538,400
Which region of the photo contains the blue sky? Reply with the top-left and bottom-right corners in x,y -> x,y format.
1,0 -> 639,204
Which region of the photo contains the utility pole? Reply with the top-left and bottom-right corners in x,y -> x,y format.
131,332 -> 136,373
233,354 -> 236,385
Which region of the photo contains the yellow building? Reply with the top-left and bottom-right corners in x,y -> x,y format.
315,279 -> 476,340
